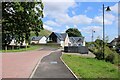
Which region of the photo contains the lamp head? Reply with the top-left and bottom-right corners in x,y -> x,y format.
106,6 -> 111,11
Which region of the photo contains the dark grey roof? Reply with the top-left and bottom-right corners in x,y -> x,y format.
110,36 -> 120,45
60,33 -> 67,41
54,32 -> 67,41
69,37 -> 84,43
31,36 -> 43,41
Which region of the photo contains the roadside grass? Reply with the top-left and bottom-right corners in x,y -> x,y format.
2,45 -> 41,53
62,54 -> 119,78
32,43 -> 61,49
39,43 -> 61,49
1,43 -> 61,53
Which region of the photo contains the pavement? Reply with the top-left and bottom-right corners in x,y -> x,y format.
63,51 -> 95,58
2,48 -> 54,78
32,51 -> 77,79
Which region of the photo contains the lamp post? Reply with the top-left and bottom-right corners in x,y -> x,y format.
102,4 -> 111,59
92,30 -> 95,42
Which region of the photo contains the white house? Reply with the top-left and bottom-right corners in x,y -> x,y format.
31,36 -> 47,44
47,32 -> 70,47
9,38 -> 28,46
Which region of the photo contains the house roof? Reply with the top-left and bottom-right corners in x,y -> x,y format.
69,37 -> 84,43
110,36 -> 120,46
111,36 -> 120,43
31,36 -> 44,41
54,32 -> 67,41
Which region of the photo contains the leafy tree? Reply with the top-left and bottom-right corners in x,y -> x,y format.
105,36 -> 109,44
95,39 -> 103,46
2,1 -> 44,50
66,28 -> 82,37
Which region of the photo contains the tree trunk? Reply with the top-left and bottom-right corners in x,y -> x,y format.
25,41 -> 28,50
12,46 -> 14,50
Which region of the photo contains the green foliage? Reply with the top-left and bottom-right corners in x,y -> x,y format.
95,52 -> 104,60
105,53 -> 115,64
30,29 -> 52,37
2,1 -> 44,49
62,54 -> 119,78
66,28 -> 82,37
86,39 -> 120,65
95,39 -> 103,46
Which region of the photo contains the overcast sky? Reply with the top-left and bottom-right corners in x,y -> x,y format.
42,0 -> 119,42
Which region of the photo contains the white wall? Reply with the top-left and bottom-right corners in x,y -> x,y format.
64,34 -> 70,46
60,41 -> 64,47
31,41 -> 38,44
9,39 -> 16,45
22,40 -> 28,46
39,36 -> 47,44
83,40 -> 86,46
10,39 -> 28,46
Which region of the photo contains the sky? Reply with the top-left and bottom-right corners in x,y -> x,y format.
41,0 -> 119,42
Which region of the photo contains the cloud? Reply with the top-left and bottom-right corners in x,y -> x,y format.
43,1 -> 92,26
72,15 -> 92,24
82,26 -> 102,33
43,0 -> 75,2
43,24 -> 53,31
43,1 -> 76,18
66,25 -> 70,29
92,13 -> 115,25
72,11 -> 76,15
55,14 -> 92,25
74,25 -> 78,28
111,3 -> 118,14
44,20 -> 60,27
43,0 -> 118,2
84,7 -> 92,13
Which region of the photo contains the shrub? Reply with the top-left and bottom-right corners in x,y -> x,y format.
105,53 -> 115,64
95,52 -> 104,60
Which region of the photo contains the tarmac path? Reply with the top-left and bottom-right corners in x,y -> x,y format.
32,51 -> 77,79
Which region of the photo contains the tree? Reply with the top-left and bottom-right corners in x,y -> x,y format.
66,28 -> 82,37
2,1 -> 44,50
105,36 -> 109,44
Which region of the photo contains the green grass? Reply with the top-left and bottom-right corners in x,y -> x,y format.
62,54 -> 119,78
38,43 -> 61,48
30,29 -> 52,37
2,45 -> 41,53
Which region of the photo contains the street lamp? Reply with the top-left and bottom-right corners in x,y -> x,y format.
103,4 -> 111,59
92,30 -> 95,42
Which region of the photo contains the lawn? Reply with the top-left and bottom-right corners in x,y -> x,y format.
2,45 -> 41,53
62,54 -> 119,78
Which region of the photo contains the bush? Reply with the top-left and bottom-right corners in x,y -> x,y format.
95,52 -> 104,60
105,53 -> 115,64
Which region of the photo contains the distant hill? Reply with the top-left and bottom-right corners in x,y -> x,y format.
30,29 -> 52,37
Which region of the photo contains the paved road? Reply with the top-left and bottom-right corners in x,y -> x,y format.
2,48 -> 53,78
32,51 -> 77,79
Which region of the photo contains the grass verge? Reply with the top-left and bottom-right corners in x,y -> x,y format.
2,45 -> 40,53
62,54 -> 119,78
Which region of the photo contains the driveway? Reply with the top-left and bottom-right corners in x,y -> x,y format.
32,51 -> 77,79
2,48 -> 54,78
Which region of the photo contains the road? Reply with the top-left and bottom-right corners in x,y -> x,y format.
2,48 -> 53,78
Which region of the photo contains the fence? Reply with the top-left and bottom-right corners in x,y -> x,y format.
64,46 -> 89,54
